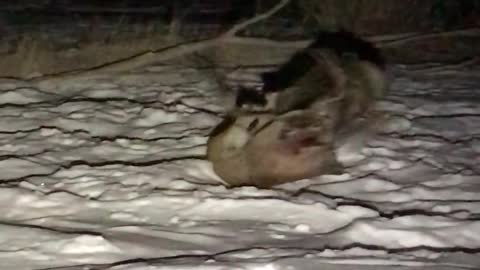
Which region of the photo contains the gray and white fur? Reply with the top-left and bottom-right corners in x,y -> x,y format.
207,31 -> 388,188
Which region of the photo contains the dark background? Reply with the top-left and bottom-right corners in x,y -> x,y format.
1,0 -> 479,77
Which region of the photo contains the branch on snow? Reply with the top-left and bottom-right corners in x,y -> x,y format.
31,0 -> 292,83
29,0 -> 480,84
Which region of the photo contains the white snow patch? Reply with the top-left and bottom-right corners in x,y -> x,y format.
0,66 -> 479,270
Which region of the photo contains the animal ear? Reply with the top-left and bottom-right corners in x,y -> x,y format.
209,115 -> 236,137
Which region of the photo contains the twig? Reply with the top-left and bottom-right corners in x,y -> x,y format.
366,32 -> 420,43
31,0 -> 292,84
30,40 -> 217,83
222,0 -> 290,38
377,27 -> 480,47
408,57 -> 480,72
225,36 -> 310,48
28,0 -> 480,84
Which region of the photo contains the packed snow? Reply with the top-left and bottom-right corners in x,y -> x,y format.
0,63 -> 479,270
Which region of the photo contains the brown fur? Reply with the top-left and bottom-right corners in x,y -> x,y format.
245,116 -> 342,188
206,111 -> 343,188
207,36 -> 388,188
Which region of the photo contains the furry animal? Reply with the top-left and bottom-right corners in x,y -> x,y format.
236,30 -> 387,117
240,30 -> 388,150
260,30 -> 385,95
207,30 -> 388,188
279,47 -> 387,134
206,111 -> 343,188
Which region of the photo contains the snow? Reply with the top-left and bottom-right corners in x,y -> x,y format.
0,65 -> 479,270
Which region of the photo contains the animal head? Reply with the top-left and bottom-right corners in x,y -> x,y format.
235,86 -> 279,113
206,112 -> 275,161
205,111 -> 278,187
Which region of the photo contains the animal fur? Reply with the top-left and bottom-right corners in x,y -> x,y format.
260,30 -> 385,94
207,30 -> 388,188
247,30 -> 388,149
206,111 -> 343,188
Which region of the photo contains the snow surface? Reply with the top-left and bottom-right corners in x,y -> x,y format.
0,64 -> 479,270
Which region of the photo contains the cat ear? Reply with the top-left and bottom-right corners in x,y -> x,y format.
209,115 -> 236,137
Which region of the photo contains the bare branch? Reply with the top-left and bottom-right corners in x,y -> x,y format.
367,32 -> 420,43
30,39 -> 219,83
225,36 -> 309,48
26,0 -> 479,85
376,28 -> 480,47
222,0 -> 291,38
226,27 -> 480,49
411,57 -> 479,72
31,0 -> 293,83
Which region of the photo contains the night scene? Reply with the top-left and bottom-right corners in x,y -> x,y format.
0,1 -> 479,269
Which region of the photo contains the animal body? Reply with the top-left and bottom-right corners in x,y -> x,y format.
260,30 -> 385,95
207,30 -> 388,188
206,111 -> 343,188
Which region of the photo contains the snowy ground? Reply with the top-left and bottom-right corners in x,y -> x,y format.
0,64 -> 479,270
